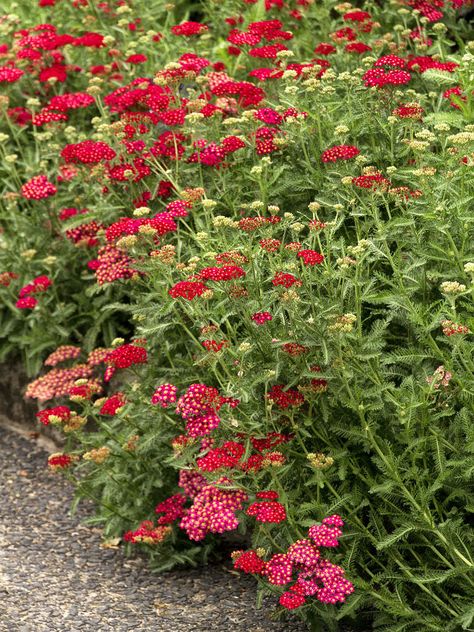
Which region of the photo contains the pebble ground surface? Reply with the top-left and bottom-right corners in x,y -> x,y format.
0,426 -> 309,632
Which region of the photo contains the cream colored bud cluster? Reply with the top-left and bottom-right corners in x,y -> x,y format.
212,216 -> 239,229
336,71 -> 360,86
307,452 -> 334,470
133,206 -> 151,217
337,256 -> 357,268
281,289 -> 301,303
116,235 -> 138,249
276,50 -> 294,60
238,342 -> 252,353
202,198 -> 217,210
415,129 -> 436,142
177,256 -> 201,274
21,249 -> 37,260
328,313 -> 357,333
83,447 -> 111,464
185,112 -> 205,124
403,139 -> 430,151
434,123 -> 450,132
137,225 -> 157,236
347,239 -> 370,256
447,131 -> 474,146
290,222 -> 305,233
247,200 -> 265,211
440,281 -> 466,295
412,167 -> 437,176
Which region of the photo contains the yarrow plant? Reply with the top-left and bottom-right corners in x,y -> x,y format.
1,0 -> 474,630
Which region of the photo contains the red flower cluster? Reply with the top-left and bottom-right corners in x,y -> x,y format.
169,280 -> 208,301
251,311 -> 273,325
321,145 -> 360,163
99,392 -> 127,415
268,384 -> 304,409
105,343 -> 148,369
198,265 -> 246,281
123,521 -> 171,544
16,275 -> 53,309
61,140 -> 116,164
171,21 -> 208,37
48,453 -> 75,470
441,320 -> 470,336
37,405 -> 72,425
246,497 -> 287,523
297,249 -> 324,265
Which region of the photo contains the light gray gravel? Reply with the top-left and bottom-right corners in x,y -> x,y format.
0,426 -> 309,632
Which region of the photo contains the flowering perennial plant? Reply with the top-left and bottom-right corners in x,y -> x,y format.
1,0 -> 474,630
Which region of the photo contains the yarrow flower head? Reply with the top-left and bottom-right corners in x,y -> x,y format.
179,478 -> 247,541
169,280 -> 208,300
61,140 -> 116,164
99,392 -> 127,415
268,384 -> 305,409
47,453 -> 76,470
124,521 -> 171,545
321,145 -> 360,162
152,383 -> 178,407
105,343 -> 148,370
246,499 -> 287,523
308,515 -> 344,547
232,549 -> 266,575
297,249 -> 324,265
233,515 -> 352,610
171,21 -> 208,37
251,311 -> 273,325
44,346 -> 81,367
21,175 -> 57,200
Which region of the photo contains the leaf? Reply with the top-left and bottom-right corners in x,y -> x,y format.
376,526 -> 416,550
421,69 -> 458,86
459,603 -> 474,630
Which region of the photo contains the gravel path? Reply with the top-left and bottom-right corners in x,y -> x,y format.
0,427 -> 308,632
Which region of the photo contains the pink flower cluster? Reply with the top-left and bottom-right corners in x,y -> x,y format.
44,345 -> 81,366
233,515 -> 354,610
179,477 -> 248,541
21,175 -> 57,200
151,383 -> 178,407
171,383 -> 238,437
246,492 -> 287,524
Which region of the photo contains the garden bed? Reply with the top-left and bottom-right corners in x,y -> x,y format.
1,0 -> 474,630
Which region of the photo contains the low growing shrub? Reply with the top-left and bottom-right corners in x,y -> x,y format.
1,0 -> 474,630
